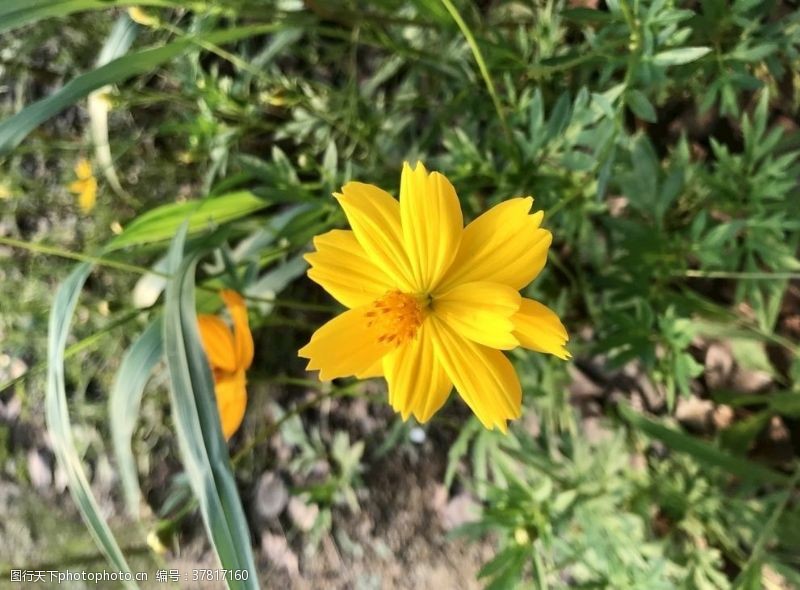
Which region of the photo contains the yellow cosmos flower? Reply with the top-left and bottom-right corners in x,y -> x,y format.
197,290 -> 254,440
68,158 -> 98,213
299,162 -> 570,432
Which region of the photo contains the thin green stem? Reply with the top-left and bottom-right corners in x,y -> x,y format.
0,309 -> 147,395
231,383 -> 363,465
440,0 -> 511,142
0,235 -> 155,276
0,235 -> 325,310
680,269 -> 800,280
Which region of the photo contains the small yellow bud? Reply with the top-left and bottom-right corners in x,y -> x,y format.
146,530 -> 168,555
98,301 -> 110,317
514,527 -> 530,545
128,7 -> 159,27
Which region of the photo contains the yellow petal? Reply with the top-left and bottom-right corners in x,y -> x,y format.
513,298 -> 570,360
433,281 -> 520,349
335,182 -> 415,292
298,306 -> 393,381
399,162 -> 463,292
428,315 -> 521,432
78,178 -> 98,213
221,290 -> 253,370
437,197 -> 552,292
355,358 -> 384,379
306,229 -> 394,308
215,371 -> 247,440
197,315 -> 237,373
67,179 -> 85,195
383,321 -> 452,422
75,158 -> 93,180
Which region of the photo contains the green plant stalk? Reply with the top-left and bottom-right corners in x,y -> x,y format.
0,235 -> 332,311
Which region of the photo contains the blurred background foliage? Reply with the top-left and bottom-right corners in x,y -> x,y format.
1,0 -> 799,588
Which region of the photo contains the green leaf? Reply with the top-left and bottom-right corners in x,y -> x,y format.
627,90 -> 657,123
652,47 -> 711,66
46,263 -> 138,587
445,418 -> 480,489
733,469 -> 800,589
546,92 -> 572,141
731,43 -> 778,62
562,7 -> 615,22
439,0 -> 511,140
719,411 -> 770,455
108,191 -> 268,251
90,13 -> 138,199
769,393 -> 800,417
109,318 -> 163,518
618,403 -> 789,485
481,547 -> 526,590
246,253 -> 308,301
0,1 -> 176,34
472,428 -> 490,500
478,546 -> 527,579
0,24 -> 279,155
162,226 -> 258,589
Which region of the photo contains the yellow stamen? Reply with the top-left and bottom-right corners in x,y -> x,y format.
366,291 -> 424,346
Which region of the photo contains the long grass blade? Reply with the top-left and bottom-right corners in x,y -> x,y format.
618,403 -> 789,485
108,191 -> 269,251
46,262 -> 138,588
439,0 -> 510,140
0,0 -> 177,33
163,226 -> 259,589
90,13 -> 138,199
0,24 -> 279,155
732,469 -> 800,588
109,318 -> 163,518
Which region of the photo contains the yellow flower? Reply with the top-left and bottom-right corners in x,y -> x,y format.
68,158 -> 98,213
198,290 -> 254,440
299,162 -> 569,432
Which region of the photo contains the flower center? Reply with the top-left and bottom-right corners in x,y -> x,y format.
366,291 -> 424,346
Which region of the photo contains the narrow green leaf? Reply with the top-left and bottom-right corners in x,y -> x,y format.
439,0 -> 511,140
90,13 -> 138,199
478,546 -> 527,579
0,24 -> 279,155
110,318 -> 163,518
472,428 -> 490,500
627,89 -> 657,123
733,469 -> 800,589
246,253 -> 308,301
719,411 -> 770,455
0,1 -> 176,33
546,92 -> 571,141
108,191 -> 268,251
652,46 -> 711,66
562,7 -> 615,22
769,392 -> 800,416
618,403 -> 789,484
163,226 -> 258,589
445,418 -> 480,489
46,263 -> 138,588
